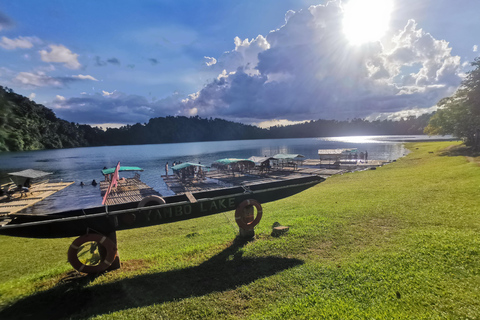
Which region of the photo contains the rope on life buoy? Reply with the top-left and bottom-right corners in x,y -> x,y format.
67,233 -> 117,274
235,199 -> 262,230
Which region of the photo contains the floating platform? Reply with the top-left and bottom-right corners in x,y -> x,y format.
99,177 -> 161,206
303,159 -> 390,168
163,158 -> 389,195
0,181 -> 75,216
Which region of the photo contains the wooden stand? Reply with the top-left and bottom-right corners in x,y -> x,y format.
106,230 -> 121,271
239,205 -> 255,239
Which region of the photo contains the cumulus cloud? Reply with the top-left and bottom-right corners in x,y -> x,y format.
0,36 -> 40,50
49,91 -> 182,124
13,71 -> 99,88
39,44 -> 81,69
13,72 -> 64,87
177,0 -> 462,122
474,45 -> 478,52
207,35 -> 270,75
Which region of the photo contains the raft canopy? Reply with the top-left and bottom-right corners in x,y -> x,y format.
172,162 -> 206,171
102,166 -> 143,175
272,154 -> 305,160
8,169 -> 53,179
317,148 -> 358,155
248,156 -> 274,166
212,158 -> 255,167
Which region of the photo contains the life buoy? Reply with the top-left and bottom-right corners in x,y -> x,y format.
235,199 -> 262,230
138,195 -> 166,207
67,233 -> 117,274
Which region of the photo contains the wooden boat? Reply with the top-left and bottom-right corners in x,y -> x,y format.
0,163 -> 324,274
0,174 -> 324,238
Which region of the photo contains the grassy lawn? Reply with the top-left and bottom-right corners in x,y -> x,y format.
0,141 -> 479,319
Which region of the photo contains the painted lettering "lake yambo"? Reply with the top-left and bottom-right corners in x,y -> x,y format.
145,197 -> 236,220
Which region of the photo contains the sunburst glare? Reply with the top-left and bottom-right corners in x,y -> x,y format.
343,0 -> 394,45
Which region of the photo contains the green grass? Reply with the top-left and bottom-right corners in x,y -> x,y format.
1,141 -> 479,319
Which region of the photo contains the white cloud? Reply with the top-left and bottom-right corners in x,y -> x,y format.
13,72 -> 63,87
28,93 -> 36,100
0,36 -> 39,50
178,0 -> 463,122
210,35 -> 270,75
12,71 -> 98,88
474,45 -> 478,52
56,95 -> 66,101
39,44 -> 81,69
72,74 -> 98,81
102,90 -> 115,96
204,56 -> 217,66
366,105 -> 438,121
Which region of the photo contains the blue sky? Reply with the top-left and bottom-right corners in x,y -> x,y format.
1,0 -> 479,128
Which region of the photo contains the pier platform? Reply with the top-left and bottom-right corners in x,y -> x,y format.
0,181 -> 75,216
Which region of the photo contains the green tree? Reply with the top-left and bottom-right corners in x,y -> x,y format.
425,58 -> 480,148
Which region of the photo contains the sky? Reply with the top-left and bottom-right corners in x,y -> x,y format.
0,0 -> 479,128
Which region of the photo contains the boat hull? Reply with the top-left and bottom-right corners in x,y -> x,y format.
0,175 -> 324,238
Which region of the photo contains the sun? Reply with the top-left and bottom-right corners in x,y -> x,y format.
343,0 -> 393,45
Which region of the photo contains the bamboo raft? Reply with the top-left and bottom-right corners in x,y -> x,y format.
99,177 -> 161,206
0,181 -> 75,216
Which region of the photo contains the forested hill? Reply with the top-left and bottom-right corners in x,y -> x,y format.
0,86 -> 102,152
0,86 -> 431,152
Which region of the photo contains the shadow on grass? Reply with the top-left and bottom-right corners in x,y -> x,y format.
0,237 -> 303,320
438,145 -> 480,158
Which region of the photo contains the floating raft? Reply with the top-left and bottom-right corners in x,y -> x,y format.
100,178 -> 161,206
164,158 -> 389,195
0,181 -> 74,216
163,166 -> 341,195
303,159 -> 389,168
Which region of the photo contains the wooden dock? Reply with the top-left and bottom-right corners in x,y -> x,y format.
163,158 -> 390,195
0,181 -> 75,216
100,178 -> 161,206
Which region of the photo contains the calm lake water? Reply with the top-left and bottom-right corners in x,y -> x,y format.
0,135 -> 451,212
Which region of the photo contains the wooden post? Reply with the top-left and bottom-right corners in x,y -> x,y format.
239,204 -> 255,239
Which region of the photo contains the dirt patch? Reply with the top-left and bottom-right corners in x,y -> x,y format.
119,258 -> 152,272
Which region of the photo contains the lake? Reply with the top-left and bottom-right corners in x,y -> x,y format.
0,135 -> 451,212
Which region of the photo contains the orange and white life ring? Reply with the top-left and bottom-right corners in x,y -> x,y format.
67,233 -> 117,274
235,199 -> 262,230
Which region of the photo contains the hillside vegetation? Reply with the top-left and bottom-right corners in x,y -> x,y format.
1,86 -> 431,152
0,141 -> 479,319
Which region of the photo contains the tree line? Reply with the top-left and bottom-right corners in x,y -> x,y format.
425,57 -> 480,149
0,85 -> 432,152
